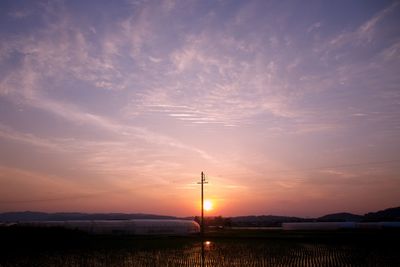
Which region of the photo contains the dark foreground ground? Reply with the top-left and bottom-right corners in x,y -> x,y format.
1,226 -> 400,267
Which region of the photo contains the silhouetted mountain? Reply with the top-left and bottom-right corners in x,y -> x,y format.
0,211 -> 50,222
364,207 -> 400,222
317,212 -> 363,222
0,211 -> 176,222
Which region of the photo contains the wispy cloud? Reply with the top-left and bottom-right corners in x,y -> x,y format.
0,165 -> 88,204
357,2 -> 399,42
0,123 -> 65,151
317,2 -> 399,53
0,4 -> 213,161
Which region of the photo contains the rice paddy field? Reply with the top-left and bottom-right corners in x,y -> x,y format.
1,227 -> 399,266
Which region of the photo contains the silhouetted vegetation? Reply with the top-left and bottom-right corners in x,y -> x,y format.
194,216 -> 232,228
364,207 -> 400,222
317,212 -> 363,222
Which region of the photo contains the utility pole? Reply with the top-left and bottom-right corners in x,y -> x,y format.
197,171 -> 208,237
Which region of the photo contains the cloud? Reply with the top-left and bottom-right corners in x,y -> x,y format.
307,22 -> 322,33
2,0 -> 397,138
124,29 -> 302,128
0,3 -> 214,162
0,165 -> 88,204
0,119 -> 214,191
357,2 -> 399,42
7,7 -> 33,19
380,40 -> 400,61
0,123 -> 65,151
317,2 -> 399,53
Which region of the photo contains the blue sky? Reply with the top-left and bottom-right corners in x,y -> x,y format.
0,0 -> 399,216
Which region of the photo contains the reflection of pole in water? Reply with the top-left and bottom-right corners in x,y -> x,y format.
201,241 -> 212,267
201,240 -> 205,267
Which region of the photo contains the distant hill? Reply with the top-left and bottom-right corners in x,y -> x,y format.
0,211 -> 176,222
317,212 -> 363,222
364,207 -> 400,222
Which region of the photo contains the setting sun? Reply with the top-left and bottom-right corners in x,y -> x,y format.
204,200 -> 213,211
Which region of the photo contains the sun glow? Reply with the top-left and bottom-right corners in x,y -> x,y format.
204,199 -> 213,211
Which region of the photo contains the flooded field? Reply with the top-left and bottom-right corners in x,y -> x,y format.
1,228 -> 400,266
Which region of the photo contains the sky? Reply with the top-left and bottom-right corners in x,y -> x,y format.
0,0 -> 399,217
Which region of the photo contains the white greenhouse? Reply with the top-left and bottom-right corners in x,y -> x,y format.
19,219 -> 200,235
